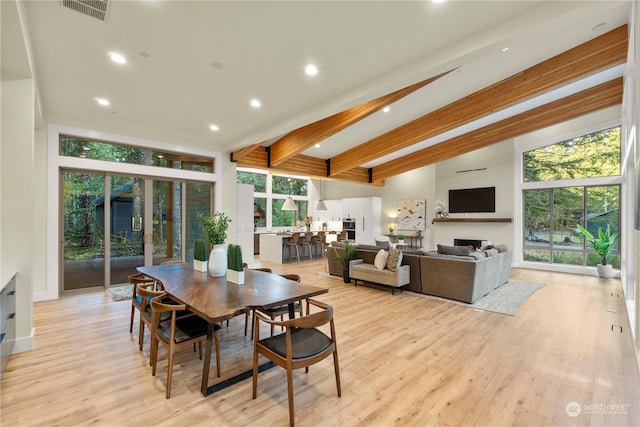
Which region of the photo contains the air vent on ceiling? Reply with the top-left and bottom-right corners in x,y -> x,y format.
62,0 -> 109,21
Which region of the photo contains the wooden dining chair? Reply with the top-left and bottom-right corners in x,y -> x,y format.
243,268 -> 273,337
150,296 -> 221,398
247,274 -> 304,339
252,298 -> 341,427
282,232 -> 301,262
128,272 -> 155,334
136,282 -> 167,352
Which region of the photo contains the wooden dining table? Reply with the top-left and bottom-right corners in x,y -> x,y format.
137,262 -> 328,396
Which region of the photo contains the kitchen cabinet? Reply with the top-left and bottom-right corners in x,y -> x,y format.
315,199 -> 342,222
341,197 -> 381,244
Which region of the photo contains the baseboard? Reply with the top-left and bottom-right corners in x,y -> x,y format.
12,328 -> 35,353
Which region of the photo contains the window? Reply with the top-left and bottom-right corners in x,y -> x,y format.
60,135 -> 214,172
237,169 -> 310,229
522,126 -> 621,269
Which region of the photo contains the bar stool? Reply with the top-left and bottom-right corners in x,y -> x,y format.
311,231 -> 326,258
301,232 -> 314,259
282,232 -> 301,262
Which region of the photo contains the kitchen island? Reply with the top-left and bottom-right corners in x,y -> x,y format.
259,232 -> 326,264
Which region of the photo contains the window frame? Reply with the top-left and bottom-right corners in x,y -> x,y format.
515,118 -> 623,275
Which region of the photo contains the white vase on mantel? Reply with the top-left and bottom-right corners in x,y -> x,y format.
208,244 -> 227,277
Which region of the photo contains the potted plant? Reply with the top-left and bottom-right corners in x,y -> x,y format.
198,211 -> 231,277
575,224 -> 618,279
227,244 -> 244,284
334,241 -> 357,283
397,234 -> 406,245
193,239 -> 207,272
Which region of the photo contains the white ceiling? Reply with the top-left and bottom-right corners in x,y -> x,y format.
3,1 -> 631,168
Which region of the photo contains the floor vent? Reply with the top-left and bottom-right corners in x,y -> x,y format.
62,0 -> 109,21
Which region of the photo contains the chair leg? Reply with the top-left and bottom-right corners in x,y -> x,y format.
166,346 -> 175,399
287,366 -> 295,427
214,330 -> 221,378
129,305 -> 135,333
138,319 -> 145,351
333,349 -> 342,397
151,336 -> 159,376
252,317 -> 260,399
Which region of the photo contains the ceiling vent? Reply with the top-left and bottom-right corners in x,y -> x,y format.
62,0 -> 109,21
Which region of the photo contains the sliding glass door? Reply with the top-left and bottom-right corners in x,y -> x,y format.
62,171 -> 211,290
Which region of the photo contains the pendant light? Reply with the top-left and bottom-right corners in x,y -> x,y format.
281,175 -> 298,211
315,179 -> 328,211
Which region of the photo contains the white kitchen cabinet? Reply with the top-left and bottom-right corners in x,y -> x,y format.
341,197 -> 381,244
315,199 -> 342,222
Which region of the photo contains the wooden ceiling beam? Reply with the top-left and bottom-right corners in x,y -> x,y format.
371,78 -> 623,181
267,70 -> 454,167
329,25 -> 628,177
231,142 -> 264,162
236,148 -> 382,186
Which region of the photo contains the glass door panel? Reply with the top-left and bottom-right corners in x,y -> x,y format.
109,176 -> 145,285
185,182 -> 212,261
62,171 -> 105,290
152,179 -> 183,264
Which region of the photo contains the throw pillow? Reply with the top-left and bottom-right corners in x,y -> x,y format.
437,244 -> 473,256
386,248 -> 403,271
375,240 -> 390,250
374,249 -> 389,270
494,244 -> 508,253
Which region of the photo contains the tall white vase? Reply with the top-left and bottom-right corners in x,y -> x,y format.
208,244 -> 227,277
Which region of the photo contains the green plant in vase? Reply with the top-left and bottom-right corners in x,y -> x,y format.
198,211 -> 231,277
193,238 -> 207,272
334,241 -> 357,284
575,224 -> 618,279
227,243 -> 244,284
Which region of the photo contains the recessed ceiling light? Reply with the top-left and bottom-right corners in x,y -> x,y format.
383,106 -> 390,113
315,144 -> 320,148
96,98 -> 110,106
157,154 -> 164,159
432,0 -> 446,3
109,52 -> 126,64
250,99 -> 261,108
209,124 -> 219,131
502,47 -> 509,52
305,64 -> 318,76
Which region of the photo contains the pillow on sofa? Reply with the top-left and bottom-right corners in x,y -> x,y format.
374,249 -> 389,270
437,244 -> 473,256
482,248 -> 499,257
386,248 -> 403,272
375,240 -> 390,250
494,244 -> 508,253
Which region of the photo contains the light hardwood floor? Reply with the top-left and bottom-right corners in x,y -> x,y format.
1,260 -> 639,426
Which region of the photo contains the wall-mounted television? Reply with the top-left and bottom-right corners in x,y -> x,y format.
448,186 -> 496,213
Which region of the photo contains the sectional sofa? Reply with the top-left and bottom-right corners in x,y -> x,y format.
327,242 -> 513,303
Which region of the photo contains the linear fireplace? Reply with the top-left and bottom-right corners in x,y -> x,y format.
454,239 -> 488,250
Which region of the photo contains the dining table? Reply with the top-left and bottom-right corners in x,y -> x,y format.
137,262 -> 328,396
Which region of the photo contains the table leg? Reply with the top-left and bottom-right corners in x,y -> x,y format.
200,322 -> 214,396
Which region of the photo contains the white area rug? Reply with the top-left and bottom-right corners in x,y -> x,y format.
106,284 -> 133,302
424,279 -> 544,316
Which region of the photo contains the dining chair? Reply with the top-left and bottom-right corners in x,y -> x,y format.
136,282 -> 167,352
252,298 -> 341,427
150,295 -> 221,398
248,274 -> 304,339
128,272 -> 155,334
282,232 -> 301,262
244,268 -> 274,337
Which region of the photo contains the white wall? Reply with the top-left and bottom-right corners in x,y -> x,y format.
434,140 -> 515,250
1,78 -> 35,352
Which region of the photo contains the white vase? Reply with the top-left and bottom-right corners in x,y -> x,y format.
596,263 -> 613,279
227,269 -> 245,285
208,244 -> 227,277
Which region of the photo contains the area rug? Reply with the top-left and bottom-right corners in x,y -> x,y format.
424,279 -> 544,316
106,284 -> 133,302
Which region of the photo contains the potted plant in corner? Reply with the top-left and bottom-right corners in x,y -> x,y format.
334,241 -> 357,284
193,239 -> 207,272
198,211 -> 231,277
575,224 -> 618,279
227,244 -> 244,284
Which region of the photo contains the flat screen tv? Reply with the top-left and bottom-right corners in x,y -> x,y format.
448,186 -> 495,213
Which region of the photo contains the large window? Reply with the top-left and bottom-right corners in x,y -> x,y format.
237,169 -> 310,229
522,126 -> 621,269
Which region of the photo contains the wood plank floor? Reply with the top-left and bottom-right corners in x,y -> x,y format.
1,260 -> 639,426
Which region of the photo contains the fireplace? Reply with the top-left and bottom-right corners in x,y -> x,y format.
454,238 -> 488,250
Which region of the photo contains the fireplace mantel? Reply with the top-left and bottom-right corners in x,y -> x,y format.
432,218 -> 512,224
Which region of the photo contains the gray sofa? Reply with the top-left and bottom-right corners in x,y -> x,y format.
326,242 -> 512,303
